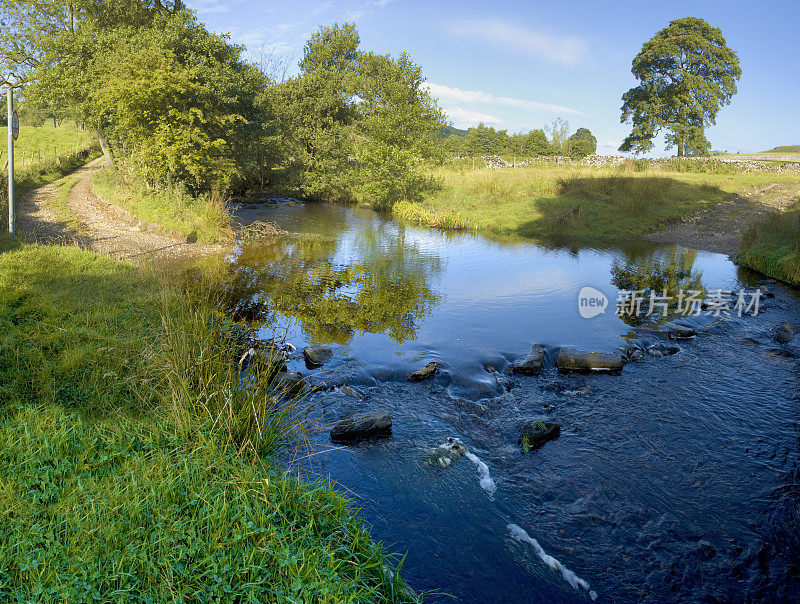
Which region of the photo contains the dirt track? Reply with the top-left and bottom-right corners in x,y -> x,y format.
644,182 -> 800,257
17,159 -> 225,263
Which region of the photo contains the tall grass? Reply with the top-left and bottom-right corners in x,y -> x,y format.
156,290 -> 308,457
738,201 -> 800,285
93,164 -> 233,243
0,239 -> 418,601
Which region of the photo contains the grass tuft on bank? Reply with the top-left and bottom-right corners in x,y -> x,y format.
0,238 -> 415,602
93,166 -> 233,243
738,201 -> 800,286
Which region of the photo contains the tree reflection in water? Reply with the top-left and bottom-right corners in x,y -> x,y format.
209,227 -> 443,345
610,244 -> 705,326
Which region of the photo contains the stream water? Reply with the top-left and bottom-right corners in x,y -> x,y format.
223,200 -> 800,602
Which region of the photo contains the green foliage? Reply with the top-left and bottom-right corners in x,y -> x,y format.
274,23 -> 445,209
620,17 -> 741,157
0,241 -> 417,601
11,1 -> 275,193
523,129 -> 553,156
464,123 -> 507,156
565,127 -> 597,158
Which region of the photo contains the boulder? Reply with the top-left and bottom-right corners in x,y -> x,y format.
427,437 -> 468,468
666,323 -> 696,340
330,411 -> 392,444
303,345 -> 333,368
520,421 -> 561,452
647,342 -> 681,357
556,348 -> 624,372
408,362 -> 439,382
619,344 -> 645,362
272,372 -> 304,396
776,322 -> 797,344
511,345 -> 545,375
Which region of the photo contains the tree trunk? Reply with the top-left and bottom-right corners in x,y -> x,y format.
96,130 -> 113,166
677,138 -> 684,157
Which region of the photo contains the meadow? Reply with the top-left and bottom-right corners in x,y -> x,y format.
394,162 -> 800,241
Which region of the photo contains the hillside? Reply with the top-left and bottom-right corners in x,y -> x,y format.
762,145 -> 800,153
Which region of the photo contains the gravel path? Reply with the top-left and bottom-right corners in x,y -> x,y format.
643,181 -> 800,257
17,159 -> 226,263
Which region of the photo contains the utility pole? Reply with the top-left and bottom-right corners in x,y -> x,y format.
7,83 -> 14,239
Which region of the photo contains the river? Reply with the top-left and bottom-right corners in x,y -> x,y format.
221,199 -> 800,602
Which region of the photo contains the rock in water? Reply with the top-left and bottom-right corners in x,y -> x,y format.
408,362 -> 439,382
520,421 -> 561,452
556,348 -> 624,372
512,345 -> 545,375
303,345 -> 333,368
427,437 -> 468,468
647,342 -> 681,357
272,372 -> 304,396
330,411 -> 392,444
666,322 -> 697,340
776,322 -> 797,344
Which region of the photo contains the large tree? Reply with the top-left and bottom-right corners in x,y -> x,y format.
619,17 -> 741,157
273,23 -> 444,208
566,127 -> 597,158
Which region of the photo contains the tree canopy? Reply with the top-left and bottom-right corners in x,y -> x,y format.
273,23 -> 445,208
619,17 -> 741,157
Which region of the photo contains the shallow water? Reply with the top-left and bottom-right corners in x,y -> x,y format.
226,201 -> 800,601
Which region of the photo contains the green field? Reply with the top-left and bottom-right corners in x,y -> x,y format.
394,163 -> 800,240
0,238 -> 416,601
0,124 -> 94,167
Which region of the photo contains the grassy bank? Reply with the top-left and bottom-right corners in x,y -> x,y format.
396,164 -> 799,240
738,201 -> 800,286
93,166 -> 232,243
0,238 -> 415,601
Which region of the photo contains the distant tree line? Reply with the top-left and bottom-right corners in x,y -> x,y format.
438,119 -> 597,159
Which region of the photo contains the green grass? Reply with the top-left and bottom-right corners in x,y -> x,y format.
0,124 -> 94,167
738,200 -> 800,286
763,145 -> 800,154
93,166 -> 232,243
395,164 -> 800,240
47,175 -> 86,235
0,238 -> 416,602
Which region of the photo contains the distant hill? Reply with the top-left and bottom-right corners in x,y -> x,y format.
763,145 -> 800,153
436,125 -> 469,140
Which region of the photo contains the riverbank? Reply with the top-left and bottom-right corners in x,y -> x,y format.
738,198 -> 800,286
0,236 -> 416,601
394,164 -> 799,242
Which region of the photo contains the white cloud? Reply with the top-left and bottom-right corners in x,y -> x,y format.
599,139 -> 621,149
446,19 -> 588,66
424,82 -> 585,117
445,107 -> 503,128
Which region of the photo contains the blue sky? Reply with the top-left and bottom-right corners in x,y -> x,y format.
188,0 -> 799,155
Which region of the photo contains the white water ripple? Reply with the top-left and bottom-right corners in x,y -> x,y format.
508,523 -> 598,601
464,450 -> 497,496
